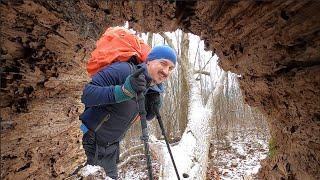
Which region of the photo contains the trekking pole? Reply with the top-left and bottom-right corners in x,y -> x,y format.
155,109 -> 181,180
137,93 -> 154,180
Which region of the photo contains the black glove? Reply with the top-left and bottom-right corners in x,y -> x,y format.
145,93 -> 162,120
130,68 -> 147,93
123,68 -> 147,96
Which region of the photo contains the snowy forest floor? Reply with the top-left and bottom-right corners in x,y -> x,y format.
116,129 -> 269,180
118,155 -> 160,180
207,129 -> 269,180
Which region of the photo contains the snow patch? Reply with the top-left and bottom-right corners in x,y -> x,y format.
123,168 -> 148,179
211,130 -> 269,180
79,165 -> 103,177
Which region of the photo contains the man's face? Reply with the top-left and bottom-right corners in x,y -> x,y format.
146,59 -> 175,84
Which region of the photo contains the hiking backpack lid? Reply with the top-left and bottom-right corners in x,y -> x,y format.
86,27 -> 151,76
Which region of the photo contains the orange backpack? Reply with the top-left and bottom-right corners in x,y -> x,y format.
86,27 -> 151,76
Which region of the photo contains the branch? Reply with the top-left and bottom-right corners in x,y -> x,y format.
195,55 -> 214,80
193,40 -> 201,67
147,32 -> 153,47
159,32 -> 177,55
119,144 -> 144,161
117,154 -> 145,169
194,70 -> 210,76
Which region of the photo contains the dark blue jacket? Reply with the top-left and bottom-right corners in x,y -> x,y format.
79,62 -> 163,145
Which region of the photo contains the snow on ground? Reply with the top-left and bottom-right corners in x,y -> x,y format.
210,130 -> 269,180
79,165 -> 103,177
118,157 -> 160,180
120,167 -> 148,180
78,164 -> 114,179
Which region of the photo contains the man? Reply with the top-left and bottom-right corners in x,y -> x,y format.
79,45 -> 177,179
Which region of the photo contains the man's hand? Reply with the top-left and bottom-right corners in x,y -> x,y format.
130,68 -> 147,93
145,93 -> 162,120
123,68 -> 147,97
114,68 -> 147,103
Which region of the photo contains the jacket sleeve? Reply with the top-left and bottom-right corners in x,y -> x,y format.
81,63 -> 131,107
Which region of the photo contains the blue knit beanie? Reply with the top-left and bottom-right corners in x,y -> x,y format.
146,45 -> 177,65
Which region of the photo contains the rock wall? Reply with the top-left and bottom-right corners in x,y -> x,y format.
1,0 -> 319,179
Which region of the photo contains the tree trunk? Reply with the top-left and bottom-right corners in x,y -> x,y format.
147,32 -> 153,47
177,32 -> 190,137
155,72 -> 227,180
